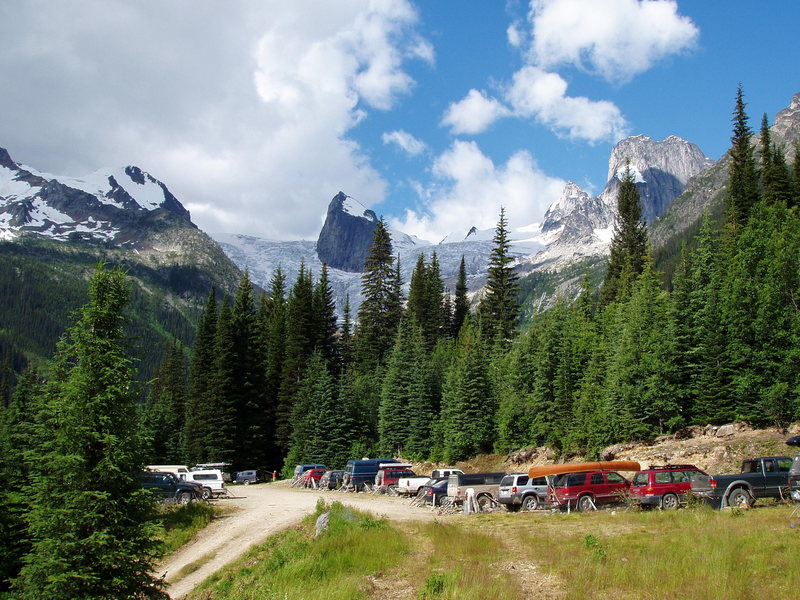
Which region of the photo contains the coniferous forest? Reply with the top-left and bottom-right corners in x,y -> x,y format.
128,89 -> 800,474
1,88 -> 800,594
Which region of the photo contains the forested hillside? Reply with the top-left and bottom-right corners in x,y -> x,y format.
132,89 -> 800,476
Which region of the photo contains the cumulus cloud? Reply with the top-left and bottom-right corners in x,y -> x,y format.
506,66 -> 628,143
0,1 -> 431,240
441,89 -> 512,135
382,130 -> 427,156
390,140 -> 565,242
528,0 -> 699,83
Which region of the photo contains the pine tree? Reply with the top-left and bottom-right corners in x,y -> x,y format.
184,288 -> 217,465
478,207 -> 520,345
262,268 -> 287,467
727,85 -> 760,226
452,255 -> 469,337
601,163 -> 648,305
440,322 -> 494,462
15,263 -> 166,600
354,219 -> 398,370
312,263 -> 338,365
143,339 -> 187,463
275,265 -> 315,454
205,297 -> 237,464
0,368 -> 39,590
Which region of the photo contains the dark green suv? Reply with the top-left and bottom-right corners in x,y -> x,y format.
138,471 -> 200,504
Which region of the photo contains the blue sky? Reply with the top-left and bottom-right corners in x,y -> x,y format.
1,1 -> 799,243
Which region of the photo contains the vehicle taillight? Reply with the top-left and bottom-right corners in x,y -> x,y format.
646,486 -> 653,494
425,489 -> 432,496
709,478 -> 717,488
512,486 -> 517,494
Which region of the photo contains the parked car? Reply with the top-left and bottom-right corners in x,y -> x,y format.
548,471 -> 630,511
498,473 -> 549,511
293,463 -> 327,477
302,468 -> 331,487
691,456 -> 793,508
343,458 -> 402,491
179,469 -> 226,499
138,471 -> 200,504
319,469 -> 345,490
397,468 -> 464,496
234,470 -> 260,485
375,464 -> 416,490
419,478 -> 449,506
446,472 -> 505,510
629,464 -> 707,510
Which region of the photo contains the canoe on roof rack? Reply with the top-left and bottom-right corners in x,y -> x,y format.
527,461 -> 641,479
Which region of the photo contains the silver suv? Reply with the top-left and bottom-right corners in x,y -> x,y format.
498,473 -> 549,511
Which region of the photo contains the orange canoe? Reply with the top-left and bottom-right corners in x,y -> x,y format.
528,461 -> 641,479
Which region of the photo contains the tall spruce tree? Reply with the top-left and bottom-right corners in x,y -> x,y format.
601,163 -> 648,305
15,264 -> 166,600
312,263 -> 338,366
478,207 -> 519,345
262,269 -> 287,467
355,218 -> 398,370
727,85 -> 760,227
205,297 -> 237,463
452,255 -> 469,337
143,339 -> 187,463
184,288 -> 217,464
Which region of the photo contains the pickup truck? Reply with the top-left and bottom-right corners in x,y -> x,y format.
397,468 -> 465,496
691,456 -> 793,508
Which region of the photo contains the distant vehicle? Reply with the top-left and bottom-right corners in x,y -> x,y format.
234,470 -> 260,485
498,473 -> 549,511
319,470 -> 345,490
179,469 -> 226,499
548,471 -> 630,511
419,478 -> 449,506
302,468 -> 331,487
375,464 -> 415,490
629,464 -> 707,510
138,471 -> 200,504
145,464 -> 190,476
446,472 -> 505,511
691,456 -> 793,508
397,468 -> 464,496
343,458 -> 402,491
294,464 -> 327,477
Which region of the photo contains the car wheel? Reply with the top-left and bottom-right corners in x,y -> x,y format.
577,495 -> 596,511
522,495 -> 539,511
243,479 -> 251,486
178,491 -> 192,505
201,487 -> 212,501
727,488 -> 752,509
477,495 -> 494,512
661,493 -> 679,510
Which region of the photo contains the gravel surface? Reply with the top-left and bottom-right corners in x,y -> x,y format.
159,484 -> 439,599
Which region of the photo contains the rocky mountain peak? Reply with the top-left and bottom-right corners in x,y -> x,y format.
771,92 -> 800,160
316,191 -> 379,272
601,135 -> 714,224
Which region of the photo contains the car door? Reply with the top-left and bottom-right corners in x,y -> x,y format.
590,472 -> 608,502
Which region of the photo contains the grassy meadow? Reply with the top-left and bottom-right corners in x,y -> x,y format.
185,500 -> 800,600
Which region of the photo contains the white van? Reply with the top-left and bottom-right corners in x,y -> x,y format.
179,470 -> 226,499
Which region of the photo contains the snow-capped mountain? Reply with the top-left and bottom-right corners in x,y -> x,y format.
0,147 -> 192,245
214,133 -> 717,313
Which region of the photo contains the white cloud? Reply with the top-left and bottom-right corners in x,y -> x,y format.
506,66 -> 628,143
0,1 -> 431,241
382,130 -> 427,156
390,140 -> 565,242
441,89 -> 512,135
528,0 -> 699,83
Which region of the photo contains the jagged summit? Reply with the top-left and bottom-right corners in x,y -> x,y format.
0,147 -> 193,245
316,191 -> 380,272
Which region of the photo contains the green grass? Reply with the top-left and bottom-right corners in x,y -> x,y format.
187,500 -> 410,600
153,502 -> 220,555
181,501 -> 800,600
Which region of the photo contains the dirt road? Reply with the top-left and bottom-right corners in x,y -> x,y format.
159,484 -> 440,599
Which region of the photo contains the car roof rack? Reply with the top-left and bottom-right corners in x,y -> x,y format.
646,464 -> 698,470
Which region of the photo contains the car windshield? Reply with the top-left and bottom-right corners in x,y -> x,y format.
500,476 -> 515,486
791,456 -> 800,474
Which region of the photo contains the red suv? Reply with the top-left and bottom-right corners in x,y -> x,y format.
302,468 -> 330,488
548,471 -> 630,511
630,464 -> 707,510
